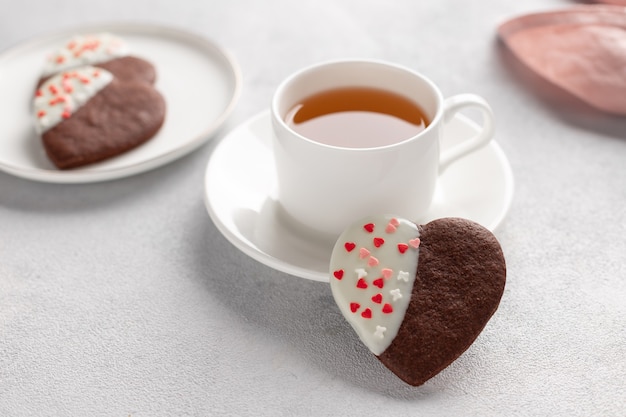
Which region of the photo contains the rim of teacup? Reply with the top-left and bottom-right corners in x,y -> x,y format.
270,58 -> 444,152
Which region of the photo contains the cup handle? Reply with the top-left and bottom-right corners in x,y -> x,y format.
439,94 -> 495,173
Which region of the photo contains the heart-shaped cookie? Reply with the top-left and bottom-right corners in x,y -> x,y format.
34,66 -> 165,169
95,56 -> 156,85
329,215 -> 506,386
38,33 -> 156,86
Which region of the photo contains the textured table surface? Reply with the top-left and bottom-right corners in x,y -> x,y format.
1,1 -> 625,416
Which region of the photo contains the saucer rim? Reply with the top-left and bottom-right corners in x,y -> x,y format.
204,110 -> 514,282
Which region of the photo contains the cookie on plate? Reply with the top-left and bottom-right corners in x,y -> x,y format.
329,215 -> 506,386
34,66 -> 165,169
38,33 -> 156,86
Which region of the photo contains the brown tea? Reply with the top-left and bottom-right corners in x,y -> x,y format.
284,87 -> 429,148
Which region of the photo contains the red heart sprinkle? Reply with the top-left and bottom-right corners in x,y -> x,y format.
398,243 -> 409,254
356,278 -> 368,289
361,308 -> 372,319
372,293 -> 383,304
382,303 -> 393,314
350,302 -> 360,313
344,242 -> 356,252
333,270 -> 344,280
373,237 -> 385,247
373,278 -> 384,288
363,223 -> 375,233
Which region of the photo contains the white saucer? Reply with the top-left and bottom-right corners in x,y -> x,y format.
0,23 -> 241,183
204,111 -> 514,282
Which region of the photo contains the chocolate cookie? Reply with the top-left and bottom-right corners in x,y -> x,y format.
34,66 -> 165,169
96,56 -> 156,85
37,33 -> 156,86
329,215 -> 506,386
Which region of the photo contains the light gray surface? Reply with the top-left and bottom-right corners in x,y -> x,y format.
1,1 -> 625,416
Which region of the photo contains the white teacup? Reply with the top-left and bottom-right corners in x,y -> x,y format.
271,59 -> 494,237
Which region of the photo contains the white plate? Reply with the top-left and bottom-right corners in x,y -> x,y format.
0,23 -> 241,183
204,111 -> 514,282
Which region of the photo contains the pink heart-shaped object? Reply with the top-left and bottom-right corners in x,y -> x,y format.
498,5 -> 626,115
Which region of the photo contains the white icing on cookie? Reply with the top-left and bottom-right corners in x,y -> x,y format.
329,215 -> 420,356
34,66 -> 113,133
42,33 -> 129,77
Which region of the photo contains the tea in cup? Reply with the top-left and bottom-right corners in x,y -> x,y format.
271,59 -> 494,236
